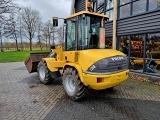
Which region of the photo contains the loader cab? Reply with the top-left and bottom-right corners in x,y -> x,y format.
53,11 -> 109,51
64,11 -> 108,51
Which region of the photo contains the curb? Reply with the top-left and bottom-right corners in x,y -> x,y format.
129,72 -> 160,86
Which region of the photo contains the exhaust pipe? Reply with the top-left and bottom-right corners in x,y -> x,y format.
99,18 -> 105,49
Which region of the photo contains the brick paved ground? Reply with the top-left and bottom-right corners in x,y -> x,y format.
0,62 -> 160,120
0,62 -> 64,120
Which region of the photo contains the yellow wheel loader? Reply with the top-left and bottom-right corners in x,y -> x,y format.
25,11 -> 129,101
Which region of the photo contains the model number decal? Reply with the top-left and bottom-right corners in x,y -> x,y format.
90,65 -> 96,71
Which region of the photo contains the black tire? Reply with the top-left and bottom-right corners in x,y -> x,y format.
62,67 -> 88,101
37,61 -> 53,85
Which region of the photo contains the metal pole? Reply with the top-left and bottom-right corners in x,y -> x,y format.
128,35 -> 131,69
143,34 -> 147,73
86,0 -> 88,11
52,27 -> 55,46
104,0 -> 106,14
112,0 -> 118,50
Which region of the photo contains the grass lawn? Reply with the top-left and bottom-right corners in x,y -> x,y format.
0,50 -> 49,63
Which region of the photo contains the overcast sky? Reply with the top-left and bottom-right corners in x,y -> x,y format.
15,0 -> 72,23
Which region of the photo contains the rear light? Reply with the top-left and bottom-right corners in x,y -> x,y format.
97,78 -> 103,83
126,72 -> 128,76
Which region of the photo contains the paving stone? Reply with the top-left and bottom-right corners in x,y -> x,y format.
44,79 -> 160,120
0,62 -> 160,120
0,62 -> 64,120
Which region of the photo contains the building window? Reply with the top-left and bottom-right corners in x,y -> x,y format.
97,0 -> 104,13
144,33 -> 160,74
119,0 -> 160,19
132,0 -> 147,15
119,33 -> 160,75
119,4 -> 130,18
105,37 -> 112,49
105,10 -> 113,21
147,33 -> 160,55
105,0 -> 114,21
97,0 -> 104,7
97,0 -> 113,21
106,10 -> 113,20
119,36 -> 129,55
149,0 -> 160,11
130,34 -> 144,58
119,34 -> 144,72
106,0 -> 114,9
120,0 -> 130,5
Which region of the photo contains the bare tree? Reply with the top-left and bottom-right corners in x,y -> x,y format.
0,20 -> 5,52
17,14 -> 25,51
0,0 -> 18,52
0,0 -> 15,13
0,0 -> 16,19
37,21 -> 44,50
43,20 -> 53,46
42,32 -> 48,49
51,26 -> 57,46
57,26 -> 64,44
20,7 -> 41,51
4,13 -> 20,51
0,30 -> 3,52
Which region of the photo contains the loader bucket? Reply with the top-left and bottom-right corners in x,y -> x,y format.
24,52 -> 49,73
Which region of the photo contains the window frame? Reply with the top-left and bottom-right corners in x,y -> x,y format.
105,0 -> 114,21
65,17 -> 77,51
119,3 -> 131,18
118,0 -> 160,19
97,0 -> 114,21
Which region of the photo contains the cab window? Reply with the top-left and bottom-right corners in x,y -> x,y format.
66,19 -> 76,51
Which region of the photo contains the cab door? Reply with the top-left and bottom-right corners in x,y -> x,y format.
65,18 -> 76,51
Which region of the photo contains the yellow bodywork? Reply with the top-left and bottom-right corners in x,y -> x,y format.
43,45 -> 129,90
42,11 -> 128,90
83,70 -> 129,90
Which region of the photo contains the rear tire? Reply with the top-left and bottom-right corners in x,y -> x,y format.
37,61 -> 53,85
62,67 -> 88,101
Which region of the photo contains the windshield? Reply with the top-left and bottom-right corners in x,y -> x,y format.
77,15 -> 101,50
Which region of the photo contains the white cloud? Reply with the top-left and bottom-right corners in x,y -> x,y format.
15,0 -> 72,23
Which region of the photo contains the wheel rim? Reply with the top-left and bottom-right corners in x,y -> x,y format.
65,75 -> 75,93
39,66 -> 45,80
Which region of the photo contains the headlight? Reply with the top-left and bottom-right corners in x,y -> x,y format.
87,59 -> 109,72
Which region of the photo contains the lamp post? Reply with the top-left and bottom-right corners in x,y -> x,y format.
52,17 -> 64,46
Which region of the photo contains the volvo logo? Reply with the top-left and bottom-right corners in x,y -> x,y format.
111,57 -> 124,61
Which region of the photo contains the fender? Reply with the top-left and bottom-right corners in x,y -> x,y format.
42,58 -> 58,72
63,63 -> 87,85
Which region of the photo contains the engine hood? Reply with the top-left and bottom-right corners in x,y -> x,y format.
77,49 -> 126,72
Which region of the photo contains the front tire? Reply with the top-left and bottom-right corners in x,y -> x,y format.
37,61 -> 53,85
62,67 -> 88,101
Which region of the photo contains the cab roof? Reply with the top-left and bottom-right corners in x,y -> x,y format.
65,11 -> 109,20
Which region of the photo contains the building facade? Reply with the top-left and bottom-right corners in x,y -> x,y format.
72,0 -> 160,77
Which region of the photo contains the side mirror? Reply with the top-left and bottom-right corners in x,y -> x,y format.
52,17 -> 58,27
